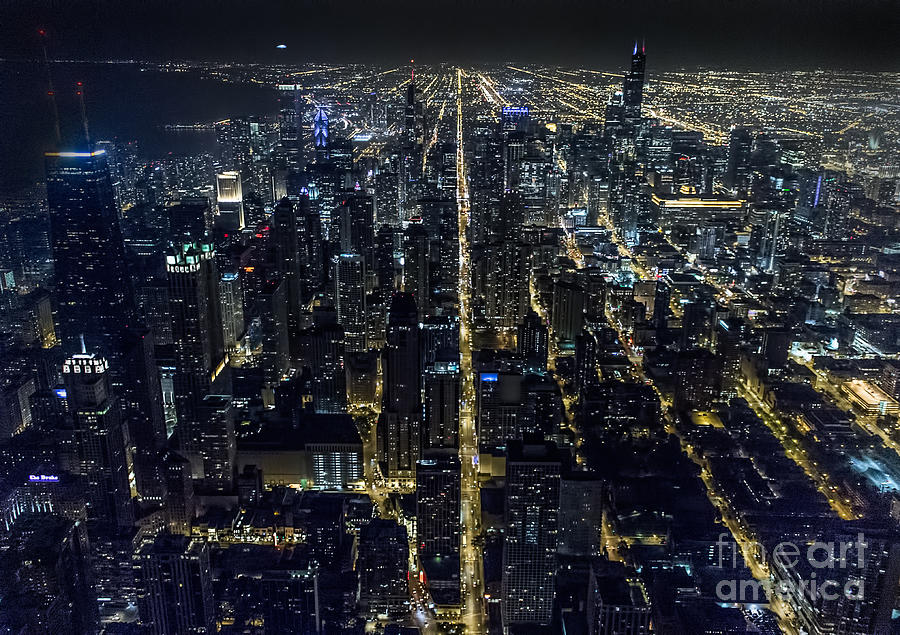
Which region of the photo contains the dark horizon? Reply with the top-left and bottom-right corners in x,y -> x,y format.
2,0 -> 899,71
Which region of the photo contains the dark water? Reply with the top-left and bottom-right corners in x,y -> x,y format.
0,61 -> 283,194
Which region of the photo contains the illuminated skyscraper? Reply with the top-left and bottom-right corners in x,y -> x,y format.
216,171 -> 244,231
62,349 -> 133,530
622,42 -> 646,125
45,149 -> 134,354
166,242 -> 227,478
334,253 -> 368,352
379,292 -> 422,478
502,441 -> 563,626
313,107 -> 329,161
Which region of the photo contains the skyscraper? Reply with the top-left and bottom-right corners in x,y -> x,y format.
63,349 -> 133,531
379,292 -> 422,478
502,442 -> 563,626
357,519 -> 409,618
424,353 -> 460,449
334,253 -> 368,352
166,242 -> 227,477
45,149 -> 134,354
136,533 -> 216,634
216,171 -> 245,231
272,197 -> 302,354
403,223 -> 430,320
622,42 -> 646,126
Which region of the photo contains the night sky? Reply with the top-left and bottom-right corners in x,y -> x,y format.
1,0 -> 899,69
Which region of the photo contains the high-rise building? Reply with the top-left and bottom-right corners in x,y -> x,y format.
424,354 -> 460,449
725,128 -> 753,197
136,533 -> 216,634
416,449 -> 461,558
551,280 -> 585,343
302,317 -> 348,414
167,242 -> 227,477
334,253 -> 368,352
357,519 -> 409,617
1,513 -> 99,633
216,171 -> 245,231
403,223 -> 430,320
518,310 -> 549,373
379,292 -> 422,478
558,473 -> 603,557
502,442 -> 563,626
416,449 -> 462,607
622,42 -> 646,126
477,371 -> 523,450
272,197 -> 302,354
197,394 -> 235,493
45,149 -> 134,354
63,350 -> 133,531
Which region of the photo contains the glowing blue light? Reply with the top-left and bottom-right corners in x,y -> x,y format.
53,388 -> 67,399
276,44 -> 287,49
28,474 -> 59,483
481,373 -> 498,382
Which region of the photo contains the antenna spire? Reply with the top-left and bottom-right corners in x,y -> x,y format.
75,82 -> 90,145
79,334 -> 87,354
38,29 -> 61,144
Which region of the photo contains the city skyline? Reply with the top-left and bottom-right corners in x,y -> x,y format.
1,4 -> 900,635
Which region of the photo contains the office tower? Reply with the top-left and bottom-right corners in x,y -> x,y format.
416,449 -> 461,558
502,442 -> 563,626
422,314 -> 460,365
196,394 -> 235,493
416,449 -> 462,607
762,326 -> 791,370
588,562 -> 652,635
574,330 -> 600,393
167,242 -> 226,476
219,266 -> 245,352
477,371 -> 523,450
119,327 -> 167,500
357,519 -> 409,617
169,197 -> 212,242
0,373 -> 35,439
476,240 -> 530,329
623,42 -> 646,126
375,225 -> 400,291
214,549 -> 321,633
652,279 -> 671,330
421,197 -> 460,295
45,149 -> 134,353
0,513 -> 99,633
823,181 -> 852,239
715,317 -> 746,398
216,171 -> 245,231
334,253 -> 368,352
672,348 -> 721,411
302,318 -> 348,414
313,107 -> 329,161
518,310 -> 549,373
272,197 -> 302,351
680,294 -> 716,350
403,223 -> 430,319
163,450 -> 195,536
63,350 -> 134,530
136,533 -> 215,634
551,280 -> 585,343
725,127 -> 753,196
346,350 -> 378,406
258,277 -> 290,386
379,292 -> 422,478
424,353 -> 460,449
298,194 -> 325,303
558,473 -> 604,557
335,193 -> 376,268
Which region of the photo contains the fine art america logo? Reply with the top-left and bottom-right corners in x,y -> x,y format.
715,533 -> 870,602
